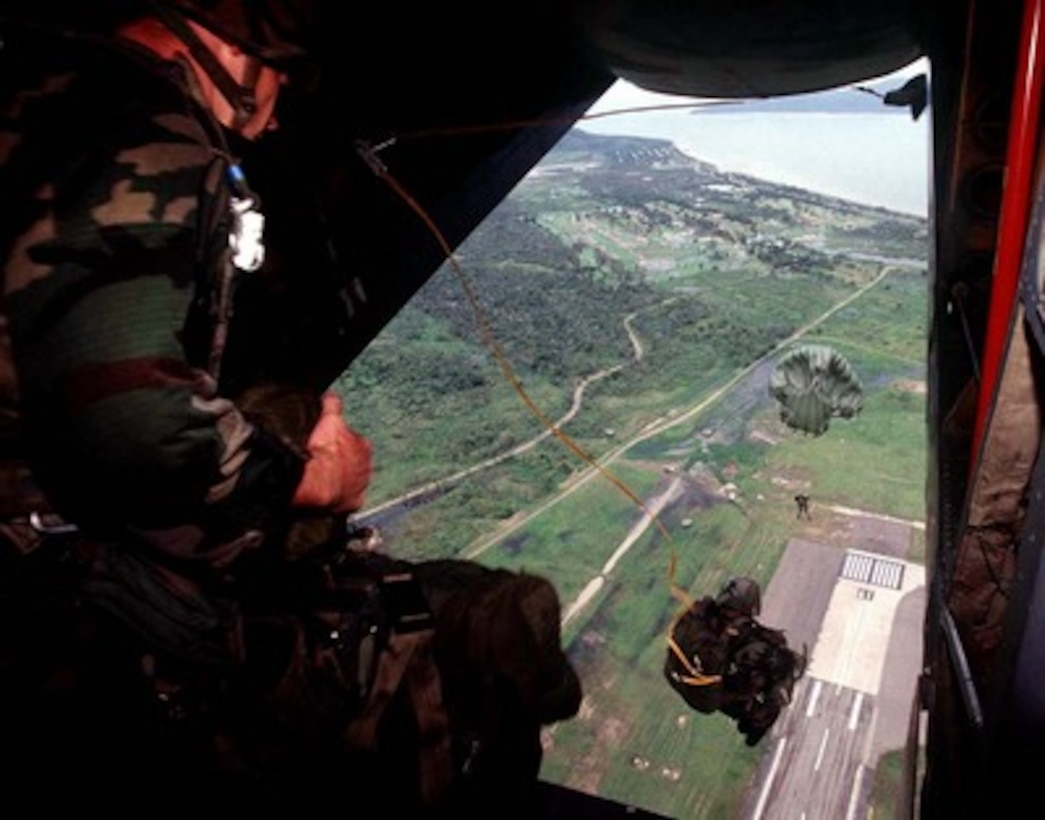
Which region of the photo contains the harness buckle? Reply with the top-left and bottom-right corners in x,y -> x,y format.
380,571 -> 435,634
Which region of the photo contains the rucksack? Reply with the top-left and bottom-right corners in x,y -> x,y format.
720,621 -> 807,744
664,596 -> 731,713
665,597 -> 807,743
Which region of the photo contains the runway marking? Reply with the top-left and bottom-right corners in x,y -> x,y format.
806,679 -> 823,717
814,728 -> 830,771
849,692 -> 864,731
845,765 -> 867,820
841,550 -> 905,590
834,599 -> 868,684
753,737 -> 787,820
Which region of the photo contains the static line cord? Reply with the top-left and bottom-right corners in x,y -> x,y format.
350,93 -> 783,606
377,99 -> 742,143
356,139 -> 695,602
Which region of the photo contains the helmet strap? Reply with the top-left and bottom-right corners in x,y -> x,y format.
149,2 -> 258,129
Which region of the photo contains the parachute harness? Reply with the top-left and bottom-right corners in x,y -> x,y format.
203,160 -> 266,384
148,1 -> 260,129
665,611 -> 723,688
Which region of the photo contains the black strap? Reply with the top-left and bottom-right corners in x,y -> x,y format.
147,1 -> 257,129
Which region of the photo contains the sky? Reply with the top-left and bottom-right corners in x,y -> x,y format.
576,58 -> 932,216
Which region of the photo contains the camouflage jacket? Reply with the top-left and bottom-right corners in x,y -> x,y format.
0,24 -> 306,574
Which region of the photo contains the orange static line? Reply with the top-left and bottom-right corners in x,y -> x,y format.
358,141 -> 685,593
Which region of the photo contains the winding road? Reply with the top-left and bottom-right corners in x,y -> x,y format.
360,299 -> 663,521
361,261 -> 908,607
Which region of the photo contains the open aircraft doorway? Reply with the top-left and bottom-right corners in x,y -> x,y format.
9,3 -> 1045,816
341,59 -> 932,819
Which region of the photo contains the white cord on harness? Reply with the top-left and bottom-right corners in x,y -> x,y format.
229,195 -> 265,272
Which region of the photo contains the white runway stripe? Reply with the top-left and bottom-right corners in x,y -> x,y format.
841,551 -> 905,590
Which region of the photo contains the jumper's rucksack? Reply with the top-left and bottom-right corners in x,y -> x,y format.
721,621 -> 807,744
664,596 -> 733,713
665,595 -> 807,743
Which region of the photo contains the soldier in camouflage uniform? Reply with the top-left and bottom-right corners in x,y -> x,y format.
665,577 -> 806,746
0,0 -> 374,800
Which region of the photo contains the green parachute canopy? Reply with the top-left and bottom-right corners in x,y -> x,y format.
769,344 -> 864,436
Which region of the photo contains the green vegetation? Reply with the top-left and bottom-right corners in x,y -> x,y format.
870,748 -> 918,819
337,128 -> 929,818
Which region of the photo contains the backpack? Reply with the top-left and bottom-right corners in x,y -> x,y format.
664,596 -> 731,713
721,621 -> 807,744
665,597 -> 807,743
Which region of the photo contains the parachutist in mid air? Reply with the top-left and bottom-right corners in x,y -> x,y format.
664,577 -> 806,746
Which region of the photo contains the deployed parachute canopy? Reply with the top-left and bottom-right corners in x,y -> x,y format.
769,344 -> 864,436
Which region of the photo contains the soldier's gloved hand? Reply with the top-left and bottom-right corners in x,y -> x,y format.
291,393 -> 373,513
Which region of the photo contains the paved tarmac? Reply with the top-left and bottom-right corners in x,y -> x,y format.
741,523 -> 926,820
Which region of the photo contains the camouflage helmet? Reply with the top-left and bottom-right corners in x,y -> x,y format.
148,0 -> 315,63
716,577 -> 762,617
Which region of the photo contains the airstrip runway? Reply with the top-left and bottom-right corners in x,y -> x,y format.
739,527 -> 926,820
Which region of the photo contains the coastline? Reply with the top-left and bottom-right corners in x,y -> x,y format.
579,109 -> 930,218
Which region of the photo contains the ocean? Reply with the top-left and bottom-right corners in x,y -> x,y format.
578,78 -> 931,218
